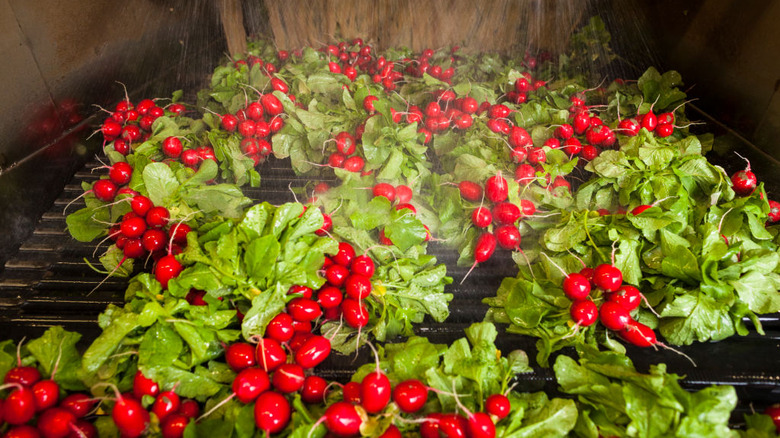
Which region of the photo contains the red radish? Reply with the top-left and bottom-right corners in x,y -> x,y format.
109,162 -> 133,186
471,207 -> 493,228
395,185 -> 413,203
316,213 -> 332,236
343,382 -> 362,405
178,399 -> 199,418
438,413 -> 468,438
372,183 -> 396,202
225,342 -> 257,371
458,181 -> 483,201
161,414 -> 190,438
640,111 -> 657,131
342,298 -> 370,328
220,113 -> 239,132
4,366 -> 41,386
657,112 -> 674,125
101,120 -> 122,139
592,264 -> 623,292
474,233 -> 498,263
253,391 -> 291,434
294,335 -> 331,369
343,156 -> 365,173
395,203 -> 417,214
317,286 -> 344,309
420,413 -> 444,438
130,195 -> 152,217
508,126 -> 532,148
272,363 -> 305,393
301,376 -> 328,404
59,393 -> 96,418
655,123 -> 674,138
180,149 -> 200,167
618,118 -> 640,136
152,390 -> 180,421
170,223 -> 190,245
255,338 -> 286,372
599,301 -> 632,330
332,242 -> 356,267
32,379 -> 60,411
581,145 -> 600,161
562,137 -> 583,156
768,200 -> 780,223
485,394 -> 511,419
132,371 -> 159,400
363,95 -> 379,113
515,164 -> 536,185
154,255 -> 182,288
92,179 -> 117,202
161,137 -> 183,158
287,297 -> 322,322
113,139 -> 131,155
3,385 -> 36,425
323,401 -> 363,436
425,101 -> 442,118
492,202 -> 521,225
511,147 -> 528,163
345,274 -> 372,300
145,206 -> 170,228
361,371 -> 392,413
380,425 -> 402,438
485,173 -> 509,203
487,104 -> 511,119
618,320 -> 657,347
520,200 -> 536,216
632,203 -> 653,216
232,367 -> 271,403
562,273 -> 592,300
37,407 -> 76,438
486,118 -> 509,134
121,216 -> 147,239
325,264 -> 350,287
329,152 -> 346,168
573,112 -> 590,135
335,132 -> 356,155
261,94 -> 284,116
112,395 -> 149,438
467,411 -> 496,438
555,124 -> 574,139
495,225 -> 521,250
392,379 -> 428,413
2,425 -> 41,438
569,300 -> 598,326
70,420 -> 98,438
731,169 -> 757,196
270,77 -> 289,93
762,404 -> 780,433
245,102 -> 264,121
238,119 -> 257,138
351,255 -> 375,277
607,284 -> 642,311
527,147 -> 546,164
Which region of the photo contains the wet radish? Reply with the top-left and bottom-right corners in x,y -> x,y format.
253,391 -> 291,434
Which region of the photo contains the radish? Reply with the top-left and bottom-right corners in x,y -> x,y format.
768,200 -> 780,223
342,298 -> 370,328
132,371 -> 159,400
592,264 -> 623,292
92,179 -> 118,202
225,342 -> 257,371
335,132 -> 356,155
301,375 -> 328,404
474,233 -> 497,263
467,412 -> 496,438
317,286 -> 344,310
238,119 -> 256,137
527,147 -> 546,164
2,425 -> 41,438
232,367 -> 271,403
554,124 -> 574,139
161,414 -> 190,438
471,207 -> 492,228
617,118 -> 640,136
31,379 -> 60,411
161,137 -> 183,158
255,338 -> 286,372
343,156 -> 365,173
272,363 -> 305,393
731,168 -> 757,196
363,95 -> 379,113
515,164 -> 536,185
379,425 -> 402,438
762,404 -> 780,433
511,147 -> 528,163
438,413 -> 468,438
640,111 -> 657,132
492,202 -> 521,225
261,94 -> 284,116
392,379 -> 428,413
59,393 -> 96,418
599,301 -> 632,331
286,297 -> 322,322
420,413 -> 444,438
152,390 -> 181,421
618,320 -> 656,347
345,274 -> 372,300
486,119 -> 509,134
395,203 -> 417,214
351,255 -> 375,277
573,112 -> 590,135
145,206 -> 170,228
485,393 -> 510,420
325,264 -> 350,287
458,181 -> 483,202
2,385 -> 36,425
543,138 -> 561,149
109,162 -> 133,186
372,183 -> 396,202
111,394 -> 150,437
360,371 -> 392,413
154,255 -> 182,288
4,365 -> 41,386
395,185 -> 413,203
220,113 -> 239,132
562,273 -> 592,300
487,104 -> 511,119
36,407 -> 76,438
606,284 -> 641,311
294,335 -> 331,369
120,216 -> 147,239
328,152 -> 346,168
322,401 -> 363,436
495,225 -> 521,250
253,391 -> 291,434
569,300 -> 598,326
485,173 -> 509,203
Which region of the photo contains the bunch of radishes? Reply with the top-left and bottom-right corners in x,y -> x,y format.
403,47 -> 458,84
459,173 -> 535,258
391,89 -> 478,144
311,367 -> 512,438
100,98 -> 185,156
563,263 -> 658,348
324,131 -> 366,173
0,362 -> 98,438
233,54 -> 280,76
220,90 -> 288,167
506,72 -> 547,105
727,156 -> 780,224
